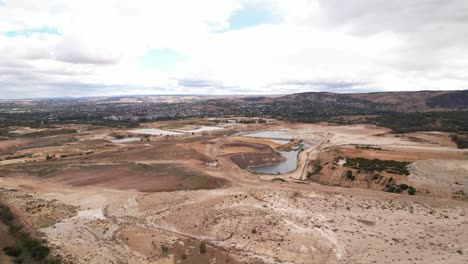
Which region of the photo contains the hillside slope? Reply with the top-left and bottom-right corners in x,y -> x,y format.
348,90 -> 468,112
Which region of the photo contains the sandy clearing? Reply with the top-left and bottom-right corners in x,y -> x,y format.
129,128 -> 185,136
111,137 -> 142,143
409,159 -> 468,200
73,209 -> 106,220
174,126 -> 224,133
245,130 -> 294,140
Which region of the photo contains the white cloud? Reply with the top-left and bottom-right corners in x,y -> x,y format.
0,0 -> 467,98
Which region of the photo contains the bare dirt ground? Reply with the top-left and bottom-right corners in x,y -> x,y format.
0,120 -> 467,264
409,159 -> 468,200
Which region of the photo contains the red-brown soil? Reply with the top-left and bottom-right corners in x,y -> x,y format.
46,163 -> 229,192
222,142 -> 286,169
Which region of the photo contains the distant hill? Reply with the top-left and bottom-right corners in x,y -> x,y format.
425,91 -> 468,109
262,91 -> 467,133
234,90 -> 467,115
348,90 -> 468,112
271,92 -> 388,115
239,90 -> 467,113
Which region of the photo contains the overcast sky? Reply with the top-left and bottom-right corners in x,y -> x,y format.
1,0 -> 467,98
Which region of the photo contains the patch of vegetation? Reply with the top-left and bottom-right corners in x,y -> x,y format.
271,177 -> 286,182
0,109 -> 141,129
238,119 -> 256,124
21,235 -> 51,261
3,246 -> 22,257
0,128 -> 13,138
344,157 -> 410,175
312,161 -> 323,174
371,111 -> 468,133
199,242 -> 206,254
306,160 -> 323,179
294,111 -> 468,134
0,203 -> 58,263
385,183 -> 416,195
426,90 -> 468,109
346,170 -> 355,181
0,204 -> 14,223
59,153 -> 78,159
20,129 -> 77,138
354,145 -> 382,151
408,186 -> 416,195
451,133 -> 468,149
5,153 -> 32,160
161,245 -> 169,255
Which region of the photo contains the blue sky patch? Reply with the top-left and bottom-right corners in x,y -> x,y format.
3,26 -> 60,37
227,3 -> 281,31
138,48 -> 187,71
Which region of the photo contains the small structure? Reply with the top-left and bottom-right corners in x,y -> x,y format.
206,162 -> 218,168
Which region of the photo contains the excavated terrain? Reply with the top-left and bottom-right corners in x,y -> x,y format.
0,120 -> 467,264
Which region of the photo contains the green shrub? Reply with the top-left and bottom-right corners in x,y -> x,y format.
386,184 -> 416,195
451,134 -> 468,149
9,223 -> 22,235
161,245 -> 169,254
0,204 -> 14,224
21,235 -> 50,261
199,242 -> 206,254
313,161 -> 323,174
3,246 -> 22,257
408,187 -> 416,195
344,157 -> 410,175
